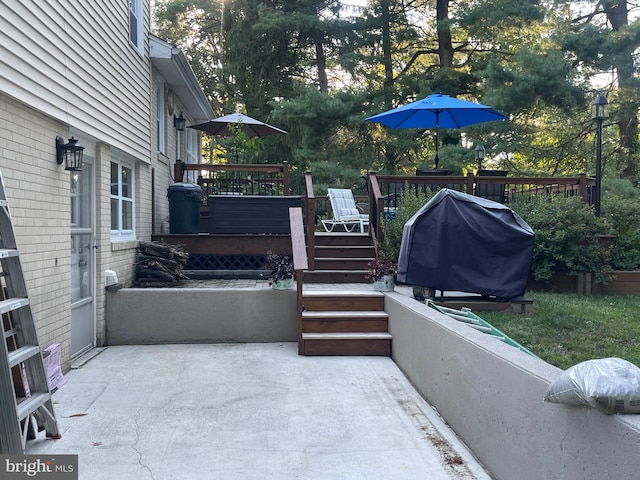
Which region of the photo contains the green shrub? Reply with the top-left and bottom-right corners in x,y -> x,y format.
379,188 -> 434,262
380,189 -> 614,282
602,195 -> 640,270
509,195 -> 608,282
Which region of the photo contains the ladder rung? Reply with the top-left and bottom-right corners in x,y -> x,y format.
0,297 -> 29,315
0,248 -> 18,259
4,327 -> 18,338
16,392 -> 51,421
8,345 -> 40,368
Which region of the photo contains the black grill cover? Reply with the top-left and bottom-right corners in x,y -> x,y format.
397,189 -> 534,299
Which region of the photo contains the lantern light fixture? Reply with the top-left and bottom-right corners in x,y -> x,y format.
591,95 -> 610,120
174,113 -> 186,131
56,136 -> 84,171
475,144 -> 486,170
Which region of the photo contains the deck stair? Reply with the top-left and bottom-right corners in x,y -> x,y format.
300,290 -> 391,356
304,232 -> 374,284
299,232 -> 391,356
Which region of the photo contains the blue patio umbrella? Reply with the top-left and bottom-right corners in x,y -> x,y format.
366,93 -> 508,168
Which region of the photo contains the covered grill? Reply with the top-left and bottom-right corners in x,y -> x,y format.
397,189 -> 534,300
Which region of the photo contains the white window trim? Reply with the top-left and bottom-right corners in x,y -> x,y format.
111,159 -> 136,241
129,0 -> 143,54
157,82 -> 166,155
186,128 -> 198,164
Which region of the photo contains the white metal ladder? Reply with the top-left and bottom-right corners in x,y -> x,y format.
0,172 -> 60,453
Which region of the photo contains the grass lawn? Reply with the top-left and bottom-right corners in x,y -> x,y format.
479,292 -> 640,370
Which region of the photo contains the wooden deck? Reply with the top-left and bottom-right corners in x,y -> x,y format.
151,233 -> 293,255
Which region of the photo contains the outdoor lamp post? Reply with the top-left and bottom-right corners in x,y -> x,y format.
592,95 -> 609,216
475,144 -> 485,171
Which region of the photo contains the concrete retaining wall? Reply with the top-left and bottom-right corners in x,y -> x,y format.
385,292 -> 640,480
106,286 -> 640,479
106,287 -> 298,344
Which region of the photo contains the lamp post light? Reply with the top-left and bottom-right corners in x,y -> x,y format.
591,95 -> 609,216
475,144 -> 485,171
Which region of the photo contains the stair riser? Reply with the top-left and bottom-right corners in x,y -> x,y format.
315,247 -> 375,258
302,297 -> 384,311
304,272 -> 370,283
302,339 -> 391,356
314,233 -> 372,247
302,319 -> 388,333
314,259 -> 371,270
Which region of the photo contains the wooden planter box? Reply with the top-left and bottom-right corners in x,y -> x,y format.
528,271 -> 640,295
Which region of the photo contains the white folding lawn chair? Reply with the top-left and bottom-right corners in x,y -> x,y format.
322,188 -> 369,233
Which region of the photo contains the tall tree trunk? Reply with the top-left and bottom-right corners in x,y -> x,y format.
381,0 -> 394,108
436,0 -> 454,68
603,0 -> 638,179
380,0 -> 397,172
314,31 -> 329,93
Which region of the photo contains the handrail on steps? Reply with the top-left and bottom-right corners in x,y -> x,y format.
304,171 -> 315,270
289,207 -> 308,344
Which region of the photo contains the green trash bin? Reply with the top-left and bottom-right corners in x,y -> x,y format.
167,183 -> 202,234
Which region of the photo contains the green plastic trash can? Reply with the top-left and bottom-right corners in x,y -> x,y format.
167,183 -> 202,234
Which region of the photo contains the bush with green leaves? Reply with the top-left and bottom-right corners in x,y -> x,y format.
379,188 -> 434,262
509,195 -> 608,282
601,183 -> 640,270
380,188 -> 618,282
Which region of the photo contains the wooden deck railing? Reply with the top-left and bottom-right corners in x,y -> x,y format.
304,171 -> 316,270
366,172 -> 595,245
174,160 -> 290,197
289,206 -> 308,352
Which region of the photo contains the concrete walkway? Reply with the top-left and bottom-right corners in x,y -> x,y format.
26,343 -> 492,479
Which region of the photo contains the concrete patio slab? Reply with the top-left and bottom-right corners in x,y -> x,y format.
26,343 -> 491,479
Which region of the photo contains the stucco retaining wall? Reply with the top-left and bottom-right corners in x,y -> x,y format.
106,287 -> 298,344
385,292 -> 640,480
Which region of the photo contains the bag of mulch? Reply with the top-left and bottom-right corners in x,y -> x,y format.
544,357 -> 640,414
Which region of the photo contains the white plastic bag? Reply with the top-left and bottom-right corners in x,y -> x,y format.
544,357 -> 640,414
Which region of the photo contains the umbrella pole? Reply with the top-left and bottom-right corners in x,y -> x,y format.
434,125 -> 440,169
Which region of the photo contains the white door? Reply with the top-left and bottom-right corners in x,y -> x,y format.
70,161 -> 95,358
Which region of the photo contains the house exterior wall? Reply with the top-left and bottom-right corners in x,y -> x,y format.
0,1 -> 211,371
0,0 -> 152,161
0,0 -> 153,370
0,92 -> 72,357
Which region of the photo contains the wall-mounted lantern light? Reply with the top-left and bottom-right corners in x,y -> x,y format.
56,136 -> 84,171
174,113 -> 186,131
475,144 -> 486,171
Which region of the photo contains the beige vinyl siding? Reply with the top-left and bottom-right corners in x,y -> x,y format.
0,0 -> 151,163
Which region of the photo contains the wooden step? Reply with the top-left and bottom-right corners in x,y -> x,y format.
301,332 -> 392,356
302,310 -> 388,333
314,245 -> 375,258
302,290 -> 384,311
314,232 -> 373,246
304,270 -> 371,284
313,257 -> 373,270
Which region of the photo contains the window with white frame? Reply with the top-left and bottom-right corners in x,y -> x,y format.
129,0 -> 143,53
157,83 -> 166,154
111,160 -> 135,240
186,128 -> 198,164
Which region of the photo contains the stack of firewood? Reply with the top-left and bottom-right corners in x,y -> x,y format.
135,241 -> 190,287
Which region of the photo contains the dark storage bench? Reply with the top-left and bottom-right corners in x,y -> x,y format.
208,195 -> 302,234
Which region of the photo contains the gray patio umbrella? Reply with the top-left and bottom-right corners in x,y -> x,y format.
189,112 -> 287,137
366,93 -> 507,169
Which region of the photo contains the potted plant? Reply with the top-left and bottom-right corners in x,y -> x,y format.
263,254 -> 295,289
367,257 -> 397,291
